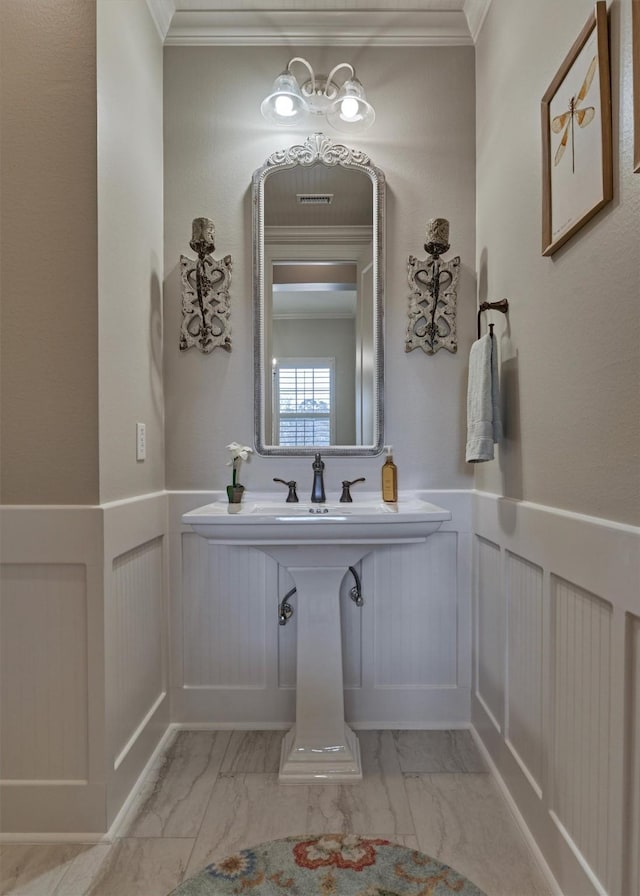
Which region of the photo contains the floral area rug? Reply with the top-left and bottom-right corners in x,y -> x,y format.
170,833 -> 487,895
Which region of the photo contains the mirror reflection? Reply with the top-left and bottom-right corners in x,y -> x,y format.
253,134 -> 385,456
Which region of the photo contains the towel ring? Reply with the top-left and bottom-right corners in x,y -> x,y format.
477,299 -> 509,339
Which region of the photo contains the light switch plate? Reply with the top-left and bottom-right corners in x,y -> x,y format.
136,422 -> 146,461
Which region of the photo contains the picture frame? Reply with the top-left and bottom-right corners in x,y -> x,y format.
541,1 -> 612,256
634,0 -> 640,172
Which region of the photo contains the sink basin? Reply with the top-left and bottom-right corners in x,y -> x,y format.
182,492 -> 451,784
182,494 -> 451,546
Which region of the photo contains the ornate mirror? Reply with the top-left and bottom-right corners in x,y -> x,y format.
253,133 -> 385,456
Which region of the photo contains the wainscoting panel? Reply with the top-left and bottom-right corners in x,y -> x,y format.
0,506 -> 105,833
373,534 -> 458,687
627,613 -> 640,896
0,564 -> 88,782
551,577 -> 612,889
475,536 -> 503,732
103,493 -> 170,829
170,491 -> 471,728
111,537 -> 165,768
506,552 -> 543,794
0,496 -> 170,835
181,534 -> 268,688
472,493 -> 639,896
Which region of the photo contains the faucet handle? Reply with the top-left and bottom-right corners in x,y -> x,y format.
340,477 -> 366,503
273,478 -> 299,503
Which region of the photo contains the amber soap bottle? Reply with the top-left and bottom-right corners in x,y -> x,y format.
381,445 -> 398,502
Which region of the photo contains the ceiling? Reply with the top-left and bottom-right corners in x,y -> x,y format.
265,164 -> 373,229
146,0 -> 493,45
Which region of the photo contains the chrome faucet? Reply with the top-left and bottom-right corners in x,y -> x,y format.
310,453 -> 326,503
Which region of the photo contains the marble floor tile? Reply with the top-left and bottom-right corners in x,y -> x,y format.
405,773 -> 552,896
219,730 -> 285,774
392,729 -> 487,773
0,844 -> 87,896
306,731 -> 415,836
2,731 -> 555,896
80,838 -> 193,896
359,730 -> 404,776
186,773 -> 309,875
51,844 -> 112,896
116,730 -> 231,838
361,834 -> 420,850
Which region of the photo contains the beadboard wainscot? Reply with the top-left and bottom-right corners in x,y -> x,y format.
0,494 -> 170,837
169,490 -> 471,729
471,491 -> 640,896
102,493 -> 170,830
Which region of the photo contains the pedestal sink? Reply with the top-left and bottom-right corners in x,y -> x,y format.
182,493 -> 451,783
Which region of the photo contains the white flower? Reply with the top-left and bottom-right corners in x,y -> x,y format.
226,442 -> 253,465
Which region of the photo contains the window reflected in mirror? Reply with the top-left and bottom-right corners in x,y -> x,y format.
273,359 -> 334,447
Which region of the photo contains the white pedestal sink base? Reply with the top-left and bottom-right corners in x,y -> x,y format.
182,496 -> 452,786
278,724 -> 362,784
265,548 -> 366,785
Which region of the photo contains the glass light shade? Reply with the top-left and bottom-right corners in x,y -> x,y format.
260,72 -> 309,126
326,78 -> 375,132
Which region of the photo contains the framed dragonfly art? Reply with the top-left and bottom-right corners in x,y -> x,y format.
541,2 -> 612,256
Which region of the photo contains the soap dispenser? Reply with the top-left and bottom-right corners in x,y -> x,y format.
381,445 -> 398,503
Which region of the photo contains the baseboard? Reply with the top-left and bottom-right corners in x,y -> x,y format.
106,722 -> 177,839
469,725 -> 563,896
168,721 -> 471,731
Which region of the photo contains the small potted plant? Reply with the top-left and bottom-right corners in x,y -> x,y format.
226,441 -> 252,504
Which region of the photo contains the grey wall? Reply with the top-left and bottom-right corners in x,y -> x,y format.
97,0 -> 164,502
475,0 -> 639,525
0,0 -> 164,506
163,45 -> 477,494
4,5 -> 635,520
0,0 -> 99,504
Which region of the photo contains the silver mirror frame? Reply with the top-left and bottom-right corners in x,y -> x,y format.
252,133 -> 385,456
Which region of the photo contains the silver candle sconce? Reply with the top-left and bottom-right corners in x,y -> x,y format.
180,217 -> 232,353
405,217 -> 459,355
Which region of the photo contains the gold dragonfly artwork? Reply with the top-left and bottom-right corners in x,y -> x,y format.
551,55 -> 597,173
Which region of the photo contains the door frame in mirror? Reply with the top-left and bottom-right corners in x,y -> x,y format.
252,133 -> 385,457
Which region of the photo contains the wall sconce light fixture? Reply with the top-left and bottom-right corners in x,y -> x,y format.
260,57 -> 375,133
179,217 -> 232,354
405,218 -> 460,355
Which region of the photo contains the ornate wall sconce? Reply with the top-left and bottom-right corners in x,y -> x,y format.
405,218 -> 459,355
180,217 -> 232,353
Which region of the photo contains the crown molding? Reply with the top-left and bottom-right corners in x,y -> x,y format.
145,0 -> 176,41
148,1 -> 491,47
164,10 -> 474,46
463,0 -> 492,42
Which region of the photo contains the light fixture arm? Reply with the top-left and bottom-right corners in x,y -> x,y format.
286,58 -> 355,99
286,57 -> 316,93
325,62 -> 355,96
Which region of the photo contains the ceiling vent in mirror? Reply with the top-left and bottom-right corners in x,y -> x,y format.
297,193 -> 334,205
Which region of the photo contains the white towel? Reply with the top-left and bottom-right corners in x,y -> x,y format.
466,332 -> 502,463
